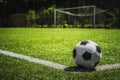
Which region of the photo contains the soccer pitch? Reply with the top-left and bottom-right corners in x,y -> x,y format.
0,28 -> 120,80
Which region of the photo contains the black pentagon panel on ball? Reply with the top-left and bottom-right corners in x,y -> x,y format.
73,49 -> 76,58
82,51 -> 92,60
96,46 -> 101,53
80,41 -> 89,45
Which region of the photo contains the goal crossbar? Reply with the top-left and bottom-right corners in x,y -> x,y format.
58,5 -> 95,10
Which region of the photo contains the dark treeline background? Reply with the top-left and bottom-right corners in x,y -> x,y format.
0,0 -> 120,28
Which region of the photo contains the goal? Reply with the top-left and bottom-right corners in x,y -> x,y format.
54,5 -> 107,28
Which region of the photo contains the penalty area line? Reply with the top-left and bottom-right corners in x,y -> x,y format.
0,49 -> 120,72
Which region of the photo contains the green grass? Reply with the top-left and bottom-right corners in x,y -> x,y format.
0,28 -> 120,80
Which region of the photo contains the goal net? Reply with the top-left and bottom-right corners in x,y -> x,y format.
54,5 -> 107,28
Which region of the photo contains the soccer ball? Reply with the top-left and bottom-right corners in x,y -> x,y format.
73,40 -> 102,69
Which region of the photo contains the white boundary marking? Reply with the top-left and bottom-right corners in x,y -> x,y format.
96,63 -> 120,71
0,49 -> 120,72
0,50 -> 67,70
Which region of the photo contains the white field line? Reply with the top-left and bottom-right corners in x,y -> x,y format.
96,63 -> 120,71
0,49 -> 120,72
0,50 -> 67,70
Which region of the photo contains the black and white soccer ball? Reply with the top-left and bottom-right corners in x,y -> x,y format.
73,40 -> 102,69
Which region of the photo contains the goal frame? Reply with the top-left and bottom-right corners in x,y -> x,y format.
54,5 -> 96,28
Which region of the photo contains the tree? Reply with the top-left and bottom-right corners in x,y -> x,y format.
0,0 -> 119,28
28,0 -> 54,11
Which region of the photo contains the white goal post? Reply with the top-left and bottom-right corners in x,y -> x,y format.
54,5 -> 107,28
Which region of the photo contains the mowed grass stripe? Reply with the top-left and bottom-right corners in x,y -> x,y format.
0,49 -> 120,72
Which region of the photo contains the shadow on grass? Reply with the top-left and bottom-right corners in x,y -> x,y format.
64,66 -> 96,72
